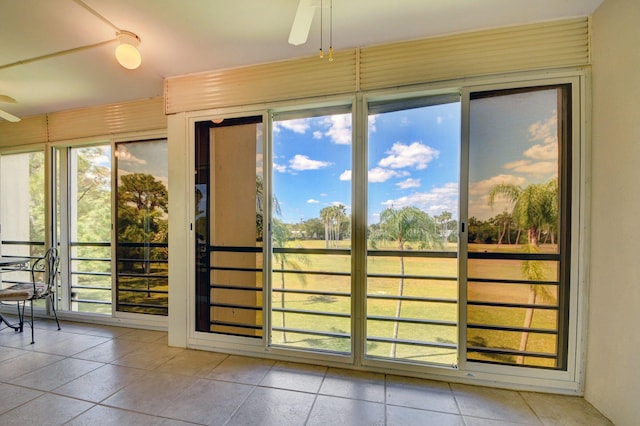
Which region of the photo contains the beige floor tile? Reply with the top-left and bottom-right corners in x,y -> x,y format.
158,378 -> 254,424
227,386 -> 316,426
521,391 -> 614,425
307,394 -> 386,426
117,328 -> 167,343
451,383 -> 541,424
30,332 -> 110,356
53,364 -> 147,402
76,324 -> 137,339
0,393 -> 93,426
110,341 -> 184,369
386,375 -> 460,414
9,357 -> 104,391
259,360 -> 327,393
66,405 -> 194,426
156,348 -> 228,376
101,371 -> 197,415
0,351 -> 64,381
387,405 -> 465,426
207,354 -> 275,384
0,345 -> 28,363
464,416 -> 535,425
71,337 -> 148,363
0,382 -> 43,415
320,367 -> 385,403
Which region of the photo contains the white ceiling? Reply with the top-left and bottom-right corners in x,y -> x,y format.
0,0 -> 604,120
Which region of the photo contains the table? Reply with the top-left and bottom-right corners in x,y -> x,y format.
0,256 -> 30,330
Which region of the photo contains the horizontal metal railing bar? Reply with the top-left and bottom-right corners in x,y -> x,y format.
70,242 -> 111,247
117,273 -> 168,279
467,300 -> 559,310
468,251 -> 560,261
117,259 -> 168,264
210,245 -> 262,253
272,308 -> 350,318
74,298 -> 112,305
467,323 -> 558,334
211,302 -> 262,311
0,240 -> 45,246
211,266 -> 262,273
71,285 -> 111,291
366,336 -> 457,349
468,277 -> 559,285
117,302 -> 169,309
210,320 -> 262,330
272,288 -> 350,297
367,315 -> 457,327
467,345 -> 557,359
116,242 -> 168,248
117,288 -> 168,295
272,269 -> 350,277
272,326 -> 349,339
70,271 -> 111,277
368,250 -> 457,258
273,247 -> 351,256
71,257 -> 111,262
368,273 -> 457,281
367,294 -> 457,304
210,284 -> 263,292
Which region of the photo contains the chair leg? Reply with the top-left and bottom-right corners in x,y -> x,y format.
49,294 -> 61,331
30,300 -> 34,344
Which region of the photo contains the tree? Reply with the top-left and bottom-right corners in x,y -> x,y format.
369,206 -> 442,358
488,178 -> 558,364
319,204 -> 347,248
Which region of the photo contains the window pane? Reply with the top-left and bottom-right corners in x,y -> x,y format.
271,109 -> 352,353
467,86 -> 569,369
116,139 -> 168,315
69,146 -> 112,314
366,97 -> 460,366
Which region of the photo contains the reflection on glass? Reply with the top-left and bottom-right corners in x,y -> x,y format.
467,86 -> 568,368
116,140 -> 168,315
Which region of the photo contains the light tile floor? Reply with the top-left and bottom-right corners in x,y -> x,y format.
0,317 -> 614,425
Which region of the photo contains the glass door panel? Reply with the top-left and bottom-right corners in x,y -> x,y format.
271,109 -> 352,354
0,151 -> 46,302
366,95 -> 460,366
115,139 -> 168,315
466,86 -> 570,368
67,146 -> 112,314
195,116 -> 264,337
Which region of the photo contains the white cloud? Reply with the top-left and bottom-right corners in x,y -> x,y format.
528,112 -> 557,145
307,199 -> 320,204
469,174 -> 527,197
468,174 -> 527,220
323,114 -> 352,145
436,116 -> 444,125
339,170 -> 352,181
313,130 -> 323,139
378,141 -> 439,170
524,143 -> 557,161
504,160 -> 557,177
289,154 -> 332,171
368,167 -> 409,183
273,163 -> 287,173
396,178 -> 421,189
381,182 -> 459,217
116,147 -> 146,165
274,118 -> 310,134
368,115 -> 377,133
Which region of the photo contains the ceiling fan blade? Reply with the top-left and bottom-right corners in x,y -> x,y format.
0,109 -> 21,122
288,0 -> 317,46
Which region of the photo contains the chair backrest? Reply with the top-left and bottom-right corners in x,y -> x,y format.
31,247 -> 60,295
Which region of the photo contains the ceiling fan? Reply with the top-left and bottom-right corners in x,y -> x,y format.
0,95 -> 21,122
288,0 -> 324,46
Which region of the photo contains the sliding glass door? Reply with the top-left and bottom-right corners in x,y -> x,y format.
366,95 -> 461,366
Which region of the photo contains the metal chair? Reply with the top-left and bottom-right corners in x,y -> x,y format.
0,247 -> 61,343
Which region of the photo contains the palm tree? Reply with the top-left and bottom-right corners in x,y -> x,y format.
272,218 -> 307,343
488,178 -> 558,364
369,206 -> 442,358
320,206 -> 332,248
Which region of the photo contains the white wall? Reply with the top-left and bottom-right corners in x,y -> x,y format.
587,0 -> 640,424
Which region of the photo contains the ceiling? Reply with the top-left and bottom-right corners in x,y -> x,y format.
0,0 -> 604,121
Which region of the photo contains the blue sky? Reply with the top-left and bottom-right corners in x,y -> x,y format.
270,88 -> 558,226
